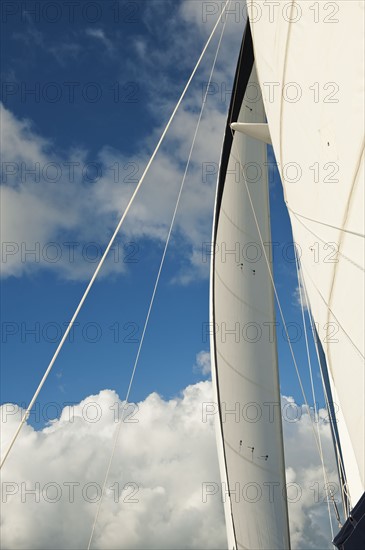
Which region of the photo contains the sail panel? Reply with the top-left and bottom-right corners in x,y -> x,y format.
210,24 -> 290,548
247,0 -> 365,507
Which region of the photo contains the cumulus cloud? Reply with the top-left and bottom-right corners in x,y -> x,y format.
281,396 -> 341,549
0,85 -> 224,283
1,384 -> 341,550
193,350 -> 211,377
0,99 -> 115,278
1,382 -> 225,550
0,101 -> 200,281
0,77 -> 229,282
1,1 -> 247,283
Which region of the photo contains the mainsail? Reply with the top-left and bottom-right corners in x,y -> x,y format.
210,24 -> 290,549
211,1 -> 364,549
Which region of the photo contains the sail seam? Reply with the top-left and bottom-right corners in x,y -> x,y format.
215,268 -> 273,318
220,205 -> 258,241
291,213 -> 363,272
287,206 -> 365,239
325,141 -> 365,450
217,349 -> 277,394
224,439 -> 279,475
299,262 -> 364,361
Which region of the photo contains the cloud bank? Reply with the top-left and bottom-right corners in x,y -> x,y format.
1,381 -> 340,549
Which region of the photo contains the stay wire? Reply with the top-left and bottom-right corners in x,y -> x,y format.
0,0 -> 232,472
294,249 -> 336,540
86,9 -> 231,550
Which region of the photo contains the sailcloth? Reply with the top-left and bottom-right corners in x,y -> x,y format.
210,24 -> 290,550
246,0 -> 365,508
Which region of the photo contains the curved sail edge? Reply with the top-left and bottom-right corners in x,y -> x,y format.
210,22 -> 291,550
247,0 -> 365,513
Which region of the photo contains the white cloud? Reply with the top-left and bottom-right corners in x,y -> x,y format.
0,103 -> 122,280
133,0 -> 244,117
179,0 -> 247,37
13,18 -> 44,47
85,28 -> 114,54
194,350 -> 211,376
292,275 -> 309,312
1,382 -> 226,550
0,95 -> 221,283
281,396 -> 341,549
48,42 -> 82,66
1,1 -> 247,284
1,384 -> 341,549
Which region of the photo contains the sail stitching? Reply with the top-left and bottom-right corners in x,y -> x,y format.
299,262 -> 364,362
224,439 -> 278,475
325,141 -> 365,456
287,206 -> 365,239
221,204 -> 258,241
217,349 -> 276,394
215,268 -> 273,319
290,213 -> 363,272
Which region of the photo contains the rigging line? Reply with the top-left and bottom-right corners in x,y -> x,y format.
230,135 -> 340,500
287,207 -> 365,239
294,249 -> 335,540
299,260 -> 364,361
290,210 -> 364,272
0,0 -> 231,472
302,280 -> 350,522
299,265 -> 342,531
86,13 -> 231,550
301,275 -> 351,519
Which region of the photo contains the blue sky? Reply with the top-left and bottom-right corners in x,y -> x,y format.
0,0 -> 326,424
0,2 -> 340,549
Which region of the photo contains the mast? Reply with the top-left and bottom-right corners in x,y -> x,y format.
210,23 -> 291,549
246,0 -> 364,510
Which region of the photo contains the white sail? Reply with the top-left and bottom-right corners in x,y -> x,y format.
246,0 -> 365,506
210,51 -> 290,548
